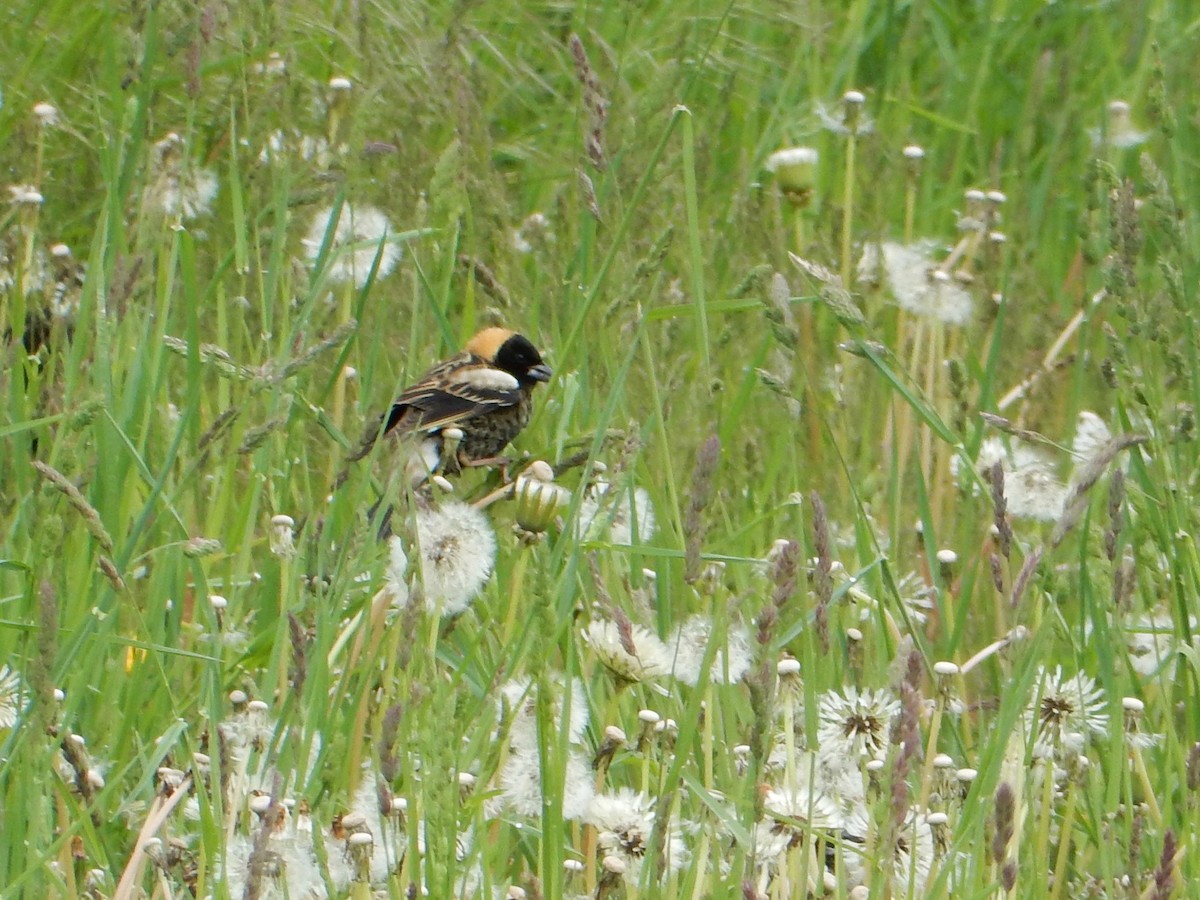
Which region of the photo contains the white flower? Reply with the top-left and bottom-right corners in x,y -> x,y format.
859,241 -> 973,325
576,481 -> 656,545
412,500 -> 496,616
303,203 -> 401,288
582,618 -> 672,684
0,664 -> 25,729
667,616 -> 752,685
817,687 -> 899,762
586,789 -> 688,884
1026,666 -> 1109,759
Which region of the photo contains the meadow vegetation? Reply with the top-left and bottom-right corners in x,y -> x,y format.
2,1 -> 1199,897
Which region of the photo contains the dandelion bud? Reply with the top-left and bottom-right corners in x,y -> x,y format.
526,459 -> 555,482
934,660 -> 959,677
841,90 -> 866,133
270,514 -> 296,559
513,475 -> 570,534
777,657 -> 801,677
937,549 -> 958,582
229,690 -> 248,708
638,709 -> 660,725
328,76 -> 353,93
563,859 -> 585,874
985,190 -> 1007,205
601,854 -> 627,875
33,101 -> 59,127
765,147 -> 818,208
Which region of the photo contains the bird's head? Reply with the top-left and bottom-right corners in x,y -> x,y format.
467,327 -> 552,385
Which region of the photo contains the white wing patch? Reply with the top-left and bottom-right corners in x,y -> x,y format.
459,368 -> 520,392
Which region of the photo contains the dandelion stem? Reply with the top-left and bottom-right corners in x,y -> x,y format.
916,699 -> 946,811
1048,778 -> 1079,900
841,133 -> 857,289
1032,761 -> 1055,889
1131,746 -> 1164,827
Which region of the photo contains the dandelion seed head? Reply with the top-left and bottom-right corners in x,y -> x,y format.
33,101 -> 59,126
0,665 -> 26,729
302,203 -> 401,288
667,615 -> 752,685
859,241 -> 974,325
1027,666 -> 1109,758
8,184 -> 44,206
499,676 -> 589,747
1071,411 -> 1115,471
576,481 -> 657,545
582,618 -> 672,683
816,97 -> 874,136
955,436 -> 1066,521
494,746 -> 594,820
413,500 -> 496,616
817,686 -> 899,761
586,788 -> 688,883
1120,608 -> 1190,678
843,806 -> 935,895
1089,99 -> 1148,150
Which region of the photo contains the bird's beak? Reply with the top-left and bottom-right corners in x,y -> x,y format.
528,363 -> 553,382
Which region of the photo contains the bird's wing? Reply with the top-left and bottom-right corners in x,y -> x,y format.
348,355 -> 522,461
388,359 -> 524,433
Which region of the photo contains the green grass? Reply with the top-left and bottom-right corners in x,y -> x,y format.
3,1 -> 1200,897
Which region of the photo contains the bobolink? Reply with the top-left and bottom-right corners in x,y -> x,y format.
351,327 -> 552,484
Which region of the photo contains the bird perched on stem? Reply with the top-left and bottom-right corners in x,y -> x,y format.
349,327 -> 552,486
